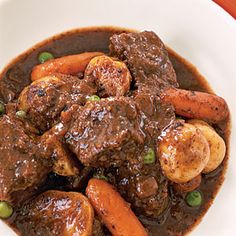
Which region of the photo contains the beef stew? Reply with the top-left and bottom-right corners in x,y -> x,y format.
0,27 -> 230,236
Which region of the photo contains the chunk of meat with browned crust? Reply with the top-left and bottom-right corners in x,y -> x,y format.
121,96 -> 174,217
109,31 -> 178,94
18,74 -> 96,132
93,84 -> 174,218
0,114 -> 52,205
110,146 -> 169,218
134,93 -> 175,139
65,97 -> 146,167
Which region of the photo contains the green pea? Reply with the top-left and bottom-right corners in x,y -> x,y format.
93,174 -> 108,181
0,201 -> 13,218
16,110 -> 26,119
143,148 -> 155,164
186,190 -> 202,207
87,95 -> 101,102
0,103 -> 5,115
38,52 -> 54,63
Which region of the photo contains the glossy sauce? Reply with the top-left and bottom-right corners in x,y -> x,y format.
0,27 -> 230,236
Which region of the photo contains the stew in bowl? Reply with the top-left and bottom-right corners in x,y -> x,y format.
0,27 -> 230,236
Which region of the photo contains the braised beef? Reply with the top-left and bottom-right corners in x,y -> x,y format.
18,74 -> 96,132
65,97 -> 146,167
109,31 -> 178,94
115,159 -> 169,217
0,114 -> 51,205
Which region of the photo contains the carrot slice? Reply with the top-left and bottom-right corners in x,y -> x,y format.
31,52 -> 104,81
86,179 -> 148,236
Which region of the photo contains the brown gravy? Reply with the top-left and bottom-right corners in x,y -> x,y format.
0,26 -> 230,236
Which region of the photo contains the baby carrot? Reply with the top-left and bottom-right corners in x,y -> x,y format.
86,179 -> 148,236
31,52 -> 104,81
162,87 -> 229,123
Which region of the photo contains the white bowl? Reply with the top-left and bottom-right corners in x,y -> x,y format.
0,0 -> 236,235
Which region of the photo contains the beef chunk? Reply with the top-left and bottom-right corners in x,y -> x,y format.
18,74 -> 96,132
134,93 -> 175,139
65,97 -> 145,167
113,146 -> 169,218
0,115 -> 51,204
109,31 -> 178,93
113,94 -> 174,218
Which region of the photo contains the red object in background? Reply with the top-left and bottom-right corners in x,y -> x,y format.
213,0 -> 236,19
